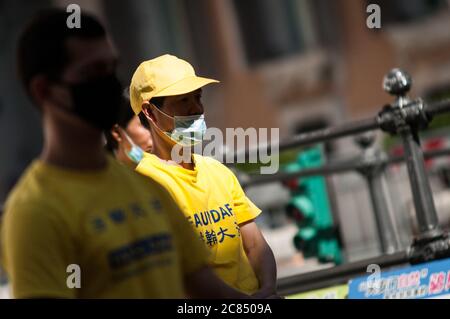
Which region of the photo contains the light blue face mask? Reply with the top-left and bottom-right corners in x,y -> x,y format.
121,131 -> 144,164
151,103 -> 207,147
127,144 -> 144,163
168,114 -> 207,147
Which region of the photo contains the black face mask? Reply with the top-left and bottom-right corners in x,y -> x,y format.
58,74 -> 124,131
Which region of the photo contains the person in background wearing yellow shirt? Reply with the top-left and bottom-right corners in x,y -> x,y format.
1,9 -> 250,299
129,55 -> 280,298
104,103 -> 153,169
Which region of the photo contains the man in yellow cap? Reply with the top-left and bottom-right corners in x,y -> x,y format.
129,54 -> 279,298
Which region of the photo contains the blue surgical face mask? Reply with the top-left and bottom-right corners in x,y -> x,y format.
121,131 -> 144,164
151,104 -> 207,147
127,144 -> 144,164
168,114 -> 207,146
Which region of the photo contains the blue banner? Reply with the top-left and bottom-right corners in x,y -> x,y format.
348,258 -> 450,299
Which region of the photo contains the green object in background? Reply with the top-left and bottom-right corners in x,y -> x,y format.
285,146 -> 342,265
288,196 -> 315,224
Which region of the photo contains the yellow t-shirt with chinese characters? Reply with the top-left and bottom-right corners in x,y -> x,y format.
136,153 -> 261,294
0,156 -> 208,298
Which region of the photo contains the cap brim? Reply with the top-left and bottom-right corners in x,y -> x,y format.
153,76 -> 219,97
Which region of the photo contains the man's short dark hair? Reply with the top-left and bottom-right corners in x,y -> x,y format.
138,96 -> 165,129
17,8 -> 106,97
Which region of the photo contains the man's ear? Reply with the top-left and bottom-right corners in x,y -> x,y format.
29,75 -> 50,106
30,75 -> 71,110
111,124 -> 122,143
142,102 -> 156,123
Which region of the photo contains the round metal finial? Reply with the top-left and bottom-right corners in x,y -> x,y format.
383,68 -> 412,96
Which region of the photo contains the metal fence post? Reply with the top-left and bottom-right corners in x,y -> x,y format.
354,134 -> 402,254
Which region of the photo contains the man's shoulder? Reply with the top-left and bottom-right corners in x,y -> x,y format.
5,161 -> 46,206
135,153 -> 162,174
110,157 -> 163,190
194,154 -> 229,170
195,154 -> 240,180
4,166 -> 59,223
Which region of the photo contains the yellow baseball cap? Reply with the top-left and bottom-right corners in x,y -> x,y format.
129,54 -> 219,114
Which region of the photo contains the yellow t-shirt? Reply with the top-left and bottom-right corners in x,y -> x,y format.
136,153 -> 261,294
0,156 -> 208,298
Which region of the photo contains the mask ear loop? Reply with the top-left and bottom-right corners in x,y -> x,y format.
144,103 -> 179,148
150,102 -> 205,120
146,102 -> 175,134
121,127 -> 138,148
115,126 -> 144,163
112,126 -> 133,156
149,102 -> 175,121
47,80 -> 75,112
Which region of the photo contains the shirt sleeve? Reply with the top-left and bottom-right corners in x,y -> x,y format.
228,168 -> 262,225
1,201 -> 76,299
156,187 -> 209,275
